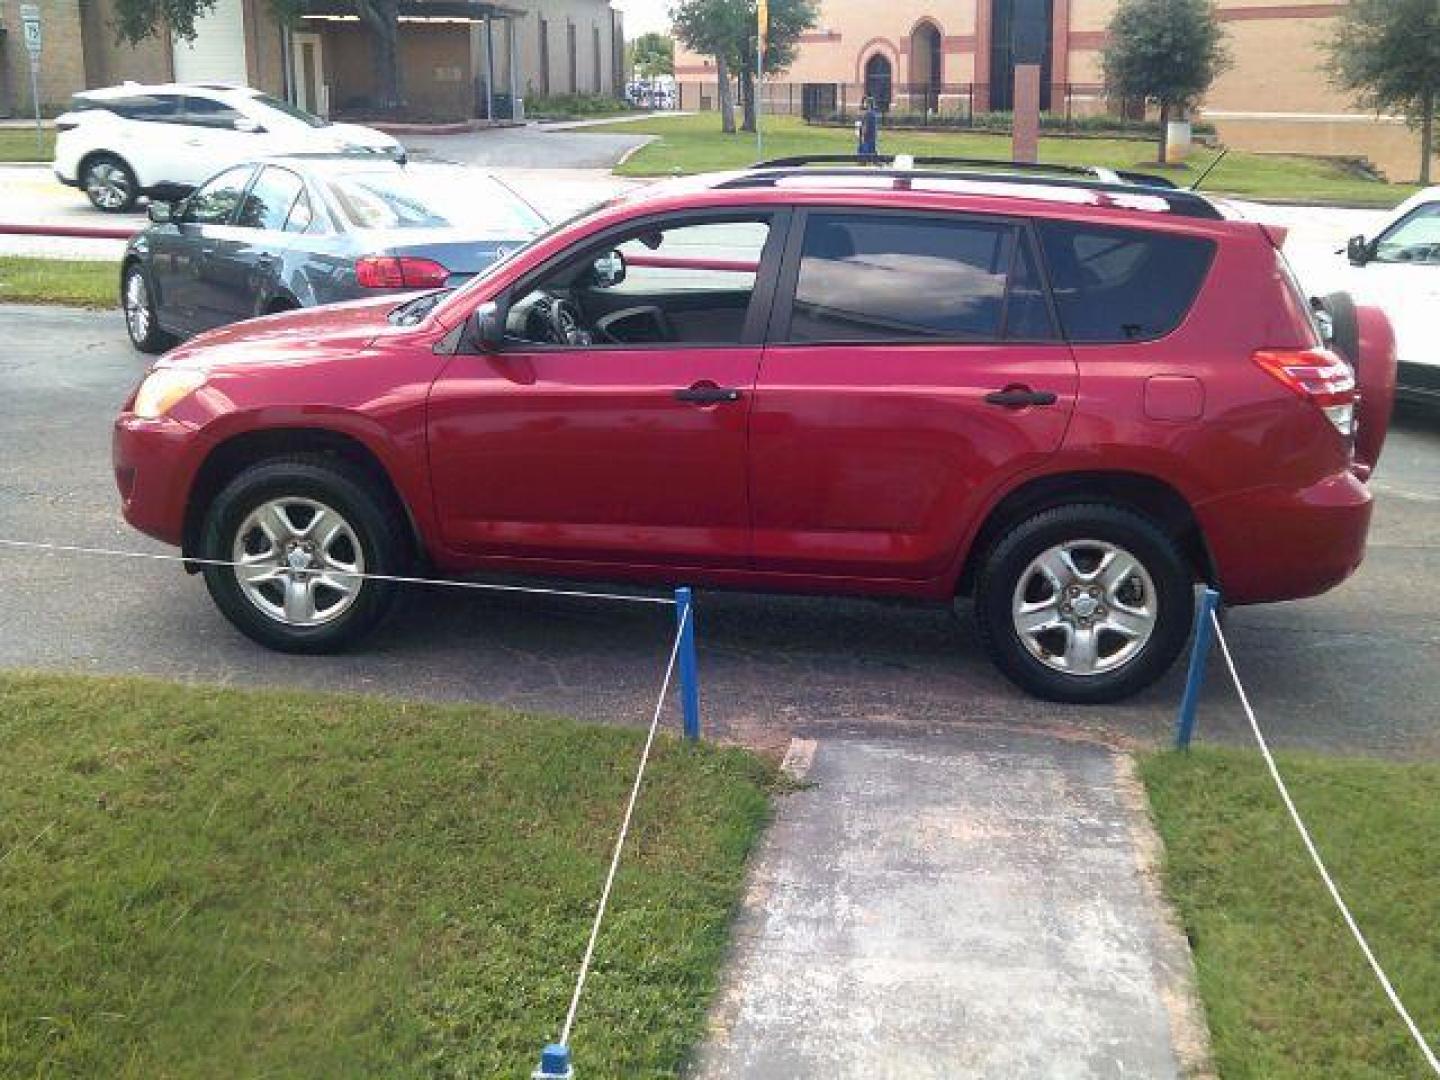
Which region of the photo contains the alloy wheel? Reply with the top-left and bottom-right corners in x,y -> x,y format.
231,497 -> 365,626
85,162 -> 131,210
1011,539 -> 1158,676
123,271 -> 151,344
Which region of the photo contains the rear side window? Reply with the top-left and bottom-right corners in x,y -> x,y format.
1038,221 -> 1214,343
109,94 -> 181,122
785,212 -> 1052,343
238,166 -> 307,231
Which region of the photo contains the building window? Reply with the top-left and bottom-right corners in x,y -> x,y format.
539,18 -> 551,95
863,54 -> 892,112
990,0 -> 1054,111
593,26 -> 602,93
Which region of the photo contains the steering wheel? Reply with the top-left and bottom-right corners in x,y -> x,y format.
548,296 -> 592,346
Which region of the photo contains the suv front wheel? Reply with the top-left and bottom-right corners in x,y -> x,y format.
199,456 -> 406,652
974,504 -> 1195,704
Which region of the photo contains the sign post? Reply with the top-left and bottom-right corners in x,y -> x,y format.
20,4 -> 44,159
755,0 -> 766,157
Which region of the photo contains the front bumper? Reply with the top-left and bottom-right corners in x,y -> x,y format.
1196,469 -> 1374,605
112,414 -> 205,548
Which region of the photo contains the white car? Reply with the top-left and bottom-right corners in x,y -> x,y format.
54,82 -> 404,213
1339,187 -> 1440,407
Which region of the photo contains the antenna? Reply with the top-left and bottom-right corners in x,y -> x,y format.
1190,147 -> 1230,192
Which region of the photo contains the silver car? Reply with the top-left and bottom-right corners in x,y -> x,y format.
120,156 -> 547,353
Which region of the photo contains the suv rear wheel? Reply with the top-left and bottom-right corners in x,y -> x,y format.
974,504 -> 1195,703
199,456 -> 406,652
83,154 -> 138,213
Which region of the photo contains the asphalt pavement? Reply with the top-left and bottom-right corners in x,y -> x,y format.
0,304 -> 1437,759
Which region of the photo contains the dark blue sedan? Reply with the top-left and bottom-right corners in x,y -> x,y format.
120,155 -> 548,352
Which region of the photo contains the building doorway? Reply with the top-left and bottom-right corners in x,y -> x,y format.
988,0 -> 1052,112
292,33 -> 326,117
909,22 -> 942,113
864,53 -> 893,112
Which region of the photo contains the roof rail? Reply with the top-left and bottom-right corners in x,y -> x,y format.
749,153 -> 1180,190
719,158 -> 1219,219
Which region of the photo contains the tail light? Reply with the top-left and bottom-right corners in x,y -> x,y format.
1253,347 -> 1357,438
355,255 -> 450,289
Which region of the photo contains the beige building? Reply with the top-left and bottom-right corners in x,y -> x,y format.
676,1 -> 1437,182
0,0 -> 622,123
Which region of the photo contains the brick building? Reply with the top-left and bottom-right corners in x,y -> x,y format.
675,0 -> 1437,182
0,0 -> 623,122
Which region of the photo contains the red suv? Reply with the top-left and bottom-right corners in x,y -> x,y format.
113,157 -> 1397,703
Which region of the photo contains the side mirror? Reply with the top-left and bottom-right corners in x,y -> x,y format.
1347,235 -> 1373,267
467,300 -> 505,352
147,201 -> 173,224
233,116 -> 264,134
589,249 -> 626,288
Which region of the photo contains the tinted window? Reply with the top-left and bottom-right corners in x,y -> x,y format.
787,213 -> 1016,342
1005,239 -> 1056,341
111,94 -> 181,122
182,95 -> 246,129
238,167 -> 306,231
1038,221 -> 1214,343
184,166 -> 252,226
1375,202 -> 1440,265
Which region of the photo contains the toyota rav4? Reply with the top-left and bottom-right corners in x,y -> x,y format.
113,157 -> 1398,703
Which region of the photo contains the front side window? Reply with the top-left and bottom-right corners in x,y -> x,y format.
1038,220 -> 1214,343
183,166 -> 253,226
181,95 -> 247,129
237,167 -> 308,231
1374,202 -> 1440,265
785,212 -> 1019,342
505,214 -> 774,348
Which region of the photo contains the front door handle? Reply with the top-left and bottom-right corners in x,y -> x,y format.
984,387 -> 1058,409
675,383 -> 742,405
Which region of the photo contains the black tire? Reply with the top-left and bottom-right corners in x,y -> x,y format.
974,503 -> 1195,704
1322,292 -> 1360,370
199,455 -> 407,653
121,261 -> 174,354
82,154 -> 138,213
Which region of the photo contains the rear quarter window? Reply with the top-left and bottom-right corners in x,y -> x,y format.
1038,221 -> 1215,343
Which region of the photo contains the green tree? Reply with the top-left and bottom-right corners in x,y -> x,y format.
1101,0 -> 1230,164
671,0 -> 815,134
113,0 -> 406,112
631,32 -> 675,78
1327,0 -> 1440,184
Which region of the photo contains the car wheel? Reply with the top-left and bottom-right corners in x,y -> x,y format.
973,504 -> 1195,704
200,456 -> 407,653
82,154 -> 138,213
121,262 -> 173,354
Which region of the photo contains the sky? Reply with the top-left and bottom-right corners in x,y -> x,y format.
614,0 -> 672,39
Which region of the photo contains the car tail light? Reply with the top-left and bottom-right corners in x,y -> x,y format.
355,256 -> 450,289
1253,347 -> 1357,438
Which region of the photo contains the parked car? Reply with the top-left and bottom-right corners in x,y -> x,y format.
1337,187 -> 1440,408
112,156 -> 1397,703
54,82 -> 403,213
120,157 -> 548,352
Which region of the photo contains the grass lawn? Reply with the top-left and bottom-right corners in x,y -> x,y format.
0,128 -> 54,162
1142,747 -> 1440,1078
0,256 -> 117,308
598,114 -> 1417,207
0,673 -> 775,1078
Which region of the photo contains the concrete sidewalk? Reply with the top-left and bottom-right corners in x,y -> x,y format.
697,730 -> 1210,1079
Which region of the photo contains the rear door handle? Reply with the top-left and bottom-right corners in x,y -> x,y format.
675,384 -> 742,405
984,387 -> 1058,409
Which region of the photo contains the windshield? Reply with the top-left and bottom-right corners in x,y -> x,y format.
249,93 -> 329,129
328,168 -> 549,234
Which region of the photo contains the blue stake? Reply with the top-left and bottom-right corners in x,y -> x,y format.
532,1043 -> 573,1079
1176,587 -> 1222,750
675,586 -> 701,741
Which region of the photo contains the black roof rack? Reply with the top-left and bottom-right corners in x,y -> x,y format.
720,154 -> 1222,219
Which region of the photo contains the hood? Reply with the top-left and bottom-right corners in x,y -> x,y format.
160,294 -> 407,373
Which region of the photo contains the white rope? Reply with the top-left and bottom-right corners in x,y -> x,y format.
1210,611 -> 1440,1076
559,603 -> 689,1048
0,538 -> 675,607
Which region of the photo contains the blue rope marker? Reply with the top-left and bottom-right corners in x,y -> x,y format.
1175,587 -> 1222,750
532,1043 -> 573,1079
675,586 -> 701,741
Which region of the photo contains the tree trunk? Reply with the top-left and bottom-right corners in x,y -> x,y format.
1157,100 -> 1170,166
1421,89 -> 1434,186
715,53 -> 736,134
356,0 -> 403,113
740,60 -> 756,133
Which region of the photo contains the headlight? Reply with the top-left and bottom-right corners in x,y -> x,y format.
133,368 -> 206,419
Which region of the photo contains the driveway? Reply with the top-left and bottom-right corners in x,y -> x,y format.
1,304 -> 1437,759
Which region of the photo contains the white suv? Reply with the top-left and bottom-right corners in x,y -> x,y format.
54,83 -> 404,213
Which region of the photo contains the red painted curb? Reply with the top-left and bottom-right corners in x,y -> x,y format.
0,222 -> 137,240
